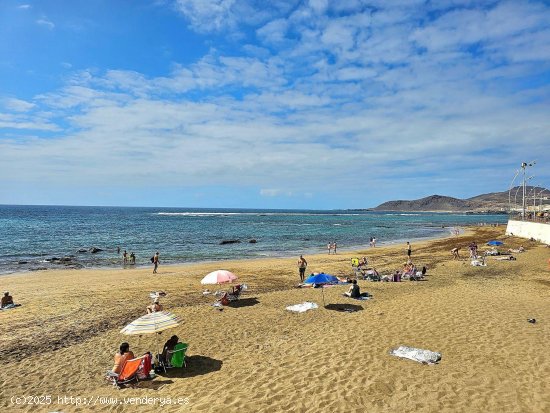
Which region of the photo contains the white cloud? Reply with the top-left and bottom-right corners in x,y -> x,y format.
18,4 -> 31,10
3,98 -> 35,112
36,17 -> 55,29
260,189 -> 293,197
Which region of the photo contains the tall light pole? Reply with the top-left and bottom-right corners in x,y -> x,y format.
521,161 -> 535,220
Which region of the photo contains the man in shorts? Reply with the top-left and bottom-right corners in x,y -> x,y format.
297,255 -> 308,282
406,242 -> 412,258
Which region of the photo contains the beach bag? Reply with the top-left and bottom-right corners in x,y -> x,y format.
150,257 -> 154,263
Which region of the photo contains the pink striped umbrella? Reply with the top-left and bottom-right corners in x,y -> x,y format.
200,270 -> 238,285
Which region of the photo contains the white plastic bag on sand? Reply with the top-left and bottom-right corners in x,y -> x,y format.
286,302 -> 319,313
390,346 -> 441,364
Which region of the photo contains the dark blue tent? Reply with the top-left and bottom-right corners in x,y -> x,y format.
487,240 -> 504,246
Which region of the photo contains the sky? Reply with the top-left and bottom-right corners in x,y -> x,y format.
0,0 -> 549,209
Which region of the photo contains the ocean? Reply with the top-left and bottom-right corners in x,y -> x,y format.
0,205 -> 508,274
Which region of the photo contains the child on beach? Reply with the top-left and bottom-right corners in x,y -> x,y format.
451,247 -> 460,259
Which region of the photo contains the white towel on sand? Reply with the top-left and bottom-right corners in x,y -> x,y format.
390,345 -> 441,364
286,302 -> 319,313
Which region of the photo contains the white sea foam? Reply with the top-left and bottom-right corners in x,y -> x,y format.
155,212 -> 362,217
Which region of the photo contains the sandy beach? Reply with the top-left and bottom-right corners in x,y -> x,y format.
1,226 -> 549,413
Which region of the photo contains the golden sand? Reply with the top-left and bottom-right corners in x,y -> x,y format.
1,227 -> 549,412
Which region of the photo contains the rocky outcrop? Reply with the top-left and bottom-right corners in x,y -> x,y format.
220,240 -> 241,245
90,247 -> 103,253
249,239 -> 257,243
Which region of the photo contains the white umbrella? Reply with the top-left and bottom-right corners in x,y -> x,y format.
121,311 -> 180,368
120,311 -> 180,335
201,270 -> 238,285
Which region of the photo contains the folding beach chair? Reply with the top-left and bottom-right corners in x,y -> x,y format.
351,258 -> 363,278
227,284 -> 243,301
105,355 -> 148,387
167,343 -> 188,368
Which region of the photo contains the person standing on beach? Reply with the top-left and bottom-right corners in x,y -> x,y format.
297,255 -> 308,282
333,242 -> 337,254
406,242 -> 411,258
117,246 -> 120,254
327,243 -> 332,255
372,237 -> 376,247
123,250 -> 128,264
153,252 -> 159,274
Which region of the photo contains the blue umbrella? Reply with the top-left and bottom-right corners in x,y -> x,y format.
304,273 -> 339,285
304,273 -> 339,307
487,240 -> 504,246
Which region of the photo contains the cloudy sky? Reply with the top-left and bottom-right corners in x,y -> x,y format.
0,0 -> 548,208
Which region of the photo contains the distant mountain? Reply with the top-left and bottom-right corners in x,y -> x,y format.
374,195 -> 473,212
373,186 -> 550,212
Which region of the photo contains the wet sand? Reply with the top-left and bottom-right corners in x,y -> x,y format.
1,226 -> 549,412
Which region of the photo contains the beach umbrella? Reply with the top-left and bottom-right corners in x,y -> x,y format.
121,311 -> 180,367
201,270 -> 238,285
304,273 -> 339,307
487,240 -> 504,246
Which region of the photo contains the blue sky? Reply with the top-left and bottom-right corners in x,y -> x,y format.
0,0 -> 549,208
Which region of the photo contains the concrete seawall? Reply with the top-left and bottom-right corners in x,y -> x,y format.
506,219 -> 550,244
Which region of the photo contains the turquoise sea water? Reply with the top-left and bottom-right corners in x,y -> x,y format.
0,205 -> 507,274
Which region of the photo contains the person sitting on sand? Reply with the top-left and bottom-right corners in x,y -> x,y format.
1,291 -> 14,308
392,270 -> 402,282
344,279 -> 360,298
217,292 -> 230,306
112,342 -> 135,374
161,335 -> 179,365
146,298 -> 163,313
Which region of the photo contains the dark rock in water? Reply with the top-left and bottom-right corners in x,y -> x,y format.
249,239 -> 257,243
46,257 -> 60,262
220,240 -> 241,245
77,249 -> 87,253
90,247 -> 103,253
31,267 -> 48,271
59,257 -> 72,263
17,261 -> 28,265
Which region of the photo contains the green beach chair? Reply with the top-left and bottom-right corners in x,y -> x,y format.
168,343 -> 188,368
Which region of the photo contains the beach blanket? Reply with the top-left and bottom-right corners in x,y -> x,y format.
0,303 -> 21,311
471,260 -> 486,267
347,293 -> 372,301
390,346 -> 441,364
286,302 -> 319,313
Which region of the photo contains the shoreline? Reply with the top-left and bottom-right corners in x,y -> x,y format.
0,225 -> 467,277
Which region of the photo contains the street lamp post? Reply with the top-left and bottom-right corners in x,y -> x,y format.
521,161 -> 535,221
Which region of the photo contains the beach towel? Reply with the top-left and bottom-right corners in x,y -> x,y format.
390,346 -> 441,364
495,256 -> 516,261
0,303 -> 21,310
286,302 -> 319,313
347,293 -> 372,301
471,260 -> 486,267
